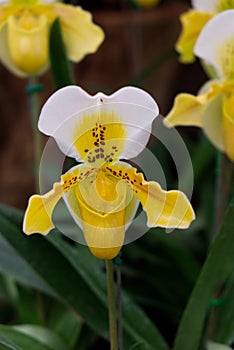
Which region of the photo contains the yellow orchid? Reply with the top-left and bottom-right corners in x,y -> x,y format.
165,10 -> 234,161
176,0 -> 234,63
0,0 -> 104,77
23,86 -> 195,260
164,80 -> 234,161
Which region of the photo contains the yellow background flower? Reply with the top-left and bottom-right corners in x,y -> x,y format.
0,0 -> 104,76
176,0 -> 234,63
164,80 -> 234,162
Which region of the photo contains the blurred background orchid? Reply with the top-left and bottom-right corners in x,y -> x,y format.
0,0 -> 104,76
165,10 -> 234,161
176,0 -> 234,64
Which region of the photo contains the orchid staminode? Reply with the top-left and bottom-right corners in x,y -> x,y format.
0,0 -> 104,76
23,86 -> 195,260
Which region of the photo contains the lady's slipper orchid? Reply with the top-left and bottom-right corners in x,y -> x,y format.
164,80 -> 234,161
194,10 -> 234,81
176,0 -> 234,63
0,0 -> 104,76
164,10 -> 234,161
23,86 -> 195,260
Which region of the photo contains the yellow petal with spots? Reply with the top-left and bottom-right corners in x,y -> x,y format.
73,111 -> 126,167
176,10 -> 212,64
223,92 -> 234,161
106,164 -> 195,229
23,168 -> 80,235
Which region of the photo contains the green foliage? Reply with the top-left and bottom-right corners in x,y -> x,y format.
0,204 -> 169,350
173,196 -> 234,350
49,18 -> 73,89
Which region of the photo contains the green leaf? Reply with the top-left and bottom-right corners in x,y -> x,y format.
128,342 -> 148,350
0,325 -> 67,350
48,234 -> 170,350
0,210 -> 109,339
49,18 -> 73,88
0,231 -> 55,296
0,204 -> 169,350
173,196 -> 234,350
48,303 -> 82,347
214,269 -> 234,344
207,342 -> 232,350
3,279 -> 41,324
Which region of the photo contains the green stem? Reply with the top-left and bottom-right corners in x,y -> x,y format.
27,76 -> 43,193
116,264 -> 123,350
105,260 -> 118,350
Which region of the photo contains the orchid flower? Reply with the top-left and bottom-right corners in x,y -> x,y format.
165,10 -> 234,161
23,86 -> 195,260
0,0 -> 104,77
176,0 -> 234,63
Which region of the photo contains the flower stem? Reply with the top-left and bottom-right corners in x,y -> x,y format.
105,259 -> 118,350
116,264 -> 123,350
27,76 -> 43,193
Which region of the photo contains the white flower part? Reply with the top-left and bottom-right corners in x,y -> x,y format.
38,85 -> 159,161
192,0 -> 219,12
194,10 -> 234,79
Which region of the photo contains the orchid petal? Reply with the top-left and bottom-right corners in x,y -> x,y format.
0,23 -> 27,77
222,92 -> 234,161
23,167 -> 80,235
163,93 -> 205,128
195,10 -> 234,80
0,5 -> 17,28
192,0 -> 219,12
41,3 -> 104,62
64,164 -> 139,259
38,86 -> 159,162
8,12 -> 49,74
202,94 -> 225,151
176,10 -> 212,63
106,164 -> 195,229
23,183 -> 64,235
164,81 -> 225,128
216,0 -> 234,11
